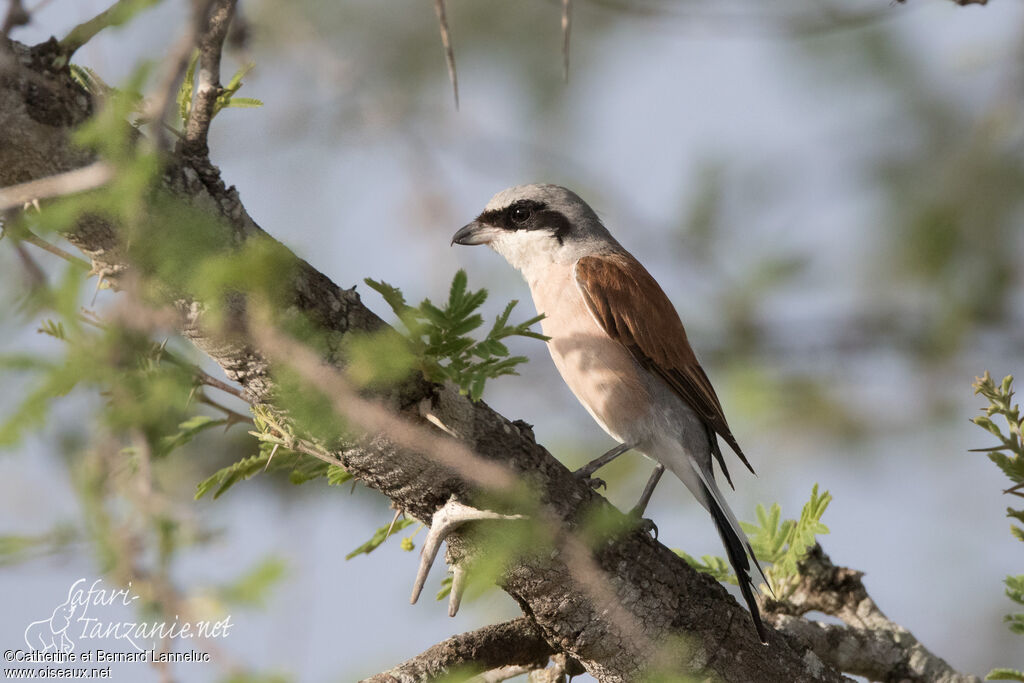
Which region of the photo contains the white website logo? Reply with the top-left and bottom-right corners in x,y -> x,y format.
24,578 -> 233,653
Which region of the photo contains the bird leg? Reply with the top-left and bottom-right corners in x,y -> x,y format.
410,496 -> 525,617
573,442 -> 634,489
629,464 -> 665,539
631,463 -> 665,517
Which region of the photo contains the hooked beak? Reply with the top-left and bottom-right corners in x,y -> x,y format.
451,221 -> 493,246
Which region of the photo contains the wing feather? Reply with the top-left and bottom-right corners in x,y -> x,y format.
574,253 -> 755,479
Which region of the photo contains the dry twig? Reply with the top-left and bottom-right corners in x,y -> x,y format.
433,0 -> 458,109
0,162 -> 113,211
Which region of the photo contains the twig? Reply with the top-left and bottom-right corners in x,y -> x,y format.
13,240 -> 45,288
14,228 -> 91,269
0,161 -> 113,211
182,0 -> 236,156
144,4 -> 206,151
59,0 -> 160,57
433,0 -> 458,110
1,0 -> 29,36
196,369 -> 248,401
197,393 -> 252,427
249,409 -> 342,470
561,0 -> 571,83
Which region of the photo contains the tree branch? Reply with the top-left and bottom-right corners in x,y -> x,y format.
764,545 -> 981,683
60,0 -> 160,58
0,36 -> 860,683
182,0 -> 235,156
1,0 -> 28,38
360,617 -> 554,683
771,617 -> 981,683
0,160 -> 113,211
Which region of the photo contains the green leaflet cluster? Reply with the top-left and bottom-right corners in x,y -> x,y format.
364,269 -> 548,401
676,484 -> 832,596
177,50 -> 264,125
971,372 -> 1024,682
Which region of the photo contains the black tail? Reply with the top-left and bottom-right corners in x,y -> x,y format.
702,481 -> 768,644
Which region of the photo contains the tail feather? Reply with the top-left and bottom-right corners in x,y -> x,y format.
700,479 -> 768,644
705,423 -> 735,490
692,465 -> 769,590
654,434 -> 769,642
689,463 -> 768,644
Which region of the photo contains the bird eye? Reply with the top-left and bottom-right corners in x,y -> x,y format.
510,205 -> 532,223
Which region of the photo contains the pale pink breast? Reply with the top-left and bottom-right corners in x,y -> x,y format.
528,263 -> 652,443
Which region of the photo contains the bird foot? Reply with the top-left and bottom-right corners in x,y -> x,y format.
410,496 -> 525,617
573,469 -> 606,490
627,507 -> 658,540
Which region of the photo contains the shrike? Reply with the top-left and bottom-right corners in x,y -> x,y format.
451,183 -> 768,642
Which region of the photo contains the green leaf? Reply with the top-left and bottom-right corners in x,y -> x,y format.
436,574 -> 454,601
220,557 -> 287,607
987,668 -> 1024,681
157,415 -> 227,457
363,271 -> 546,401
448,269 -> 469,308
364,278 -> 410,318
177,49 -> 200,124
195,452 -> 270,500
345,517 -> 416,560
221,97 -> 264,109
37,319 -> 67,340
1006,575 -> 1024,605
327,465 -> 353,486
288,457 -> 329,485
674,550 -> 737,585
194,440 -> 307,499
223,63 -> 254,94
1005,613 -> 1024,635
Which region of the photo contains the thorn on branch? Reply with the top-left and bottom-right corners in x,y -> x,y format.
385,508 -> 404,539
448,563 -> 467,617
409,496 -> 524,607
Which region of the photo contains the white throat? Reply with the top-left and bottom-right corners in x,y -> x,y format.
488,231 -> 566,282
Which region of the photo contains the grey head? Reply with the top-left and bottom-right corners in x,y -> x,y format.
451,184 -> 618,273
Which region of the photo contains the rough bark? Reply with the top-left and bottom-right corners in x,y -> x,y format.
764,546 -> 981,683
1,34 -> 852,682
361,617 -> 554,683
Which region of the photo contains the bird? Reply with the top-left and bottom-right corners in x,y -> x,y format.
451,183 -> 768,643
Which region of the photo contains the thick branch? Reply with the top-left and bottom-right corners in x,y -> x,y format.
0,37 -> 851,683
361,617 -> 553,683
771,616 -> 981,683
764,545 -> 980,683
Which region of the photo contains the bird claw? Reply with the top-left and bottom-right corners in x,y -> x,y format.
410,496 -> 525,616
627,508 -> 658,540
573,470 -> 606,490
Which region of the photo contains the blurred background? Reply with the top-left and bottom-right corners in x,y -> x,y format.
2,0 -> 1023,680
